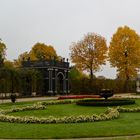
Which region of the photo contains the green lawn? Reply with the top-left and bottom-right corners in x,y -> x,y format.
0,99 -> 140,139
9,104 -> 107,117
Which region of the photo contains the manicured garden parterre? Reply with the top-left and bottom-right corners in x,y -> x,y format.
1,99 -> 140,139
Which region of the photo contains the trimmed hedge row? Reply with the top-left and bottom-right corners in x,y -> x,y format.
76,99 -> 135,106
70,77 -> 136,94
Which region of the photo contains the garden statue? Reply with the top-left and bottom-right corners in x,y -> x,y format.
10,94 -> 16,103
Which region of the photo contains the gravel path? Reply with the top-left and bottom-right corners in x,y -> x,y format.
0,96 -> 58,104
1,93 -> 140,104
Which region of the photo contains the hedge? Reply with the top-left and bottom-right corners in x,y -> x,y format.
76,99 -> 135,106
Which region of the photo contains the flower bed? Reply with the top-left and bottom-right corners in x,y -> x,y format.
0,100 -> 139,124
0,103 -> 46,115
58,95 -> 101,100
117,106 -> 140,112
0,104 -> 119,124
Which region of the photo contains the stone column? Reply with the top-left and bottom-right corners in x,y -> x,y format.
67,70 -> 70,94
48,68 -> 53,94
63,70 -> 67,94
54,69 -> 58,94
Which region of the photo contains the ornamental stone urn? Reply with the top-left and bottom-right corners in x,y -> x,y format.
100,89 -> 113,100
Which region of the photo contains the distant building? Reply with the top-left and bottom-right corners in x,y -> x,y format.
22,59 -> 70,96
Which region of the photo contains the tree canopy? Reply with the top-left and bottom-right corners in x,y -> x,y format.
29,43 -> 58,61
70,33 -> 107,80
109,26 -> 140,80
15,42 -> 59,67
14,51 -> 29,67
0,39 -> 6,67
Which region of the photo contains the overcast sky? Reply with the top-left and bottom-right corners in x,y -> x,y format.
0,0 -> 140,79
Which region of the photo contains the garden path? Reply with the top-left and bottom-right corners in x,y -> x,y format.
0,96 -> 57,103
1,134 -> 140,140
1,93 -> 140,104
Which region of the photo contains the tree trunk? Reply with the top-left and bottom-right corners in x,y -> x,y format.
123,74 -> 130,93
123,66 -> 129,93
123,80 -> 128,93
90,68 -> 93,81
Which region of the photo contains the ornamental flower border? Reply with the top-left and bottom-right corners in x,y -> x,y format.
58,95 -> 101,100
0,100 -> 139,124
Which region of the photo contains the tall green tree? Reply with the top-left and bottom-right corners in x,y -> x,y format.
0,67 -> 19,95
18,69 -> 43,96
69,66 -> 88,80
109,26 -> 140,80
70,33 -> 107,80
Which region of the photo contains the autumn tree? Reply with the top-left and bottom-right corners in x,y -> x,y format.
29,43 -> 58,61
14,51 -> 29,67
70,33 -> 107,80
109,26 -> 140,91
4,60 -> 14,69
0,39 -> 6,67
15,43 -> 59,67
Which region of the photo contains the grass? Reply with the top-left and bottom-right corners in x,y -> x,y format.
0,99 -> 140,139
0,101 -> 37,109
9,104 -> 107,117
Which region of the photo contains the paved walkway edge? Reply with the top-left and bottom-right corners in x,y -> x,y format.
1,135 -> 140,140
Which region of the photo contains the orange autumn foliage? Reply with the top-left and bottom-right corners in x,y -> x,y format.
109,26 -> 140,80
70,33 -> 107,79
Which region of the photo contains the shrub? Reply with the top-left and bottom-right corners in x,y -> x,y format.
70,76 -> 136,94
76,99 -> 135,106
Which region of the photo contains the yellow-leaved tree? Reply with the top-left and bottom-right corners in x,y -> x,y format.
15,43 -> 59,67
14,51 -> 29,67
109,26 -> 140,91
29,43 -> 58,61
70,33 -> 108,80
